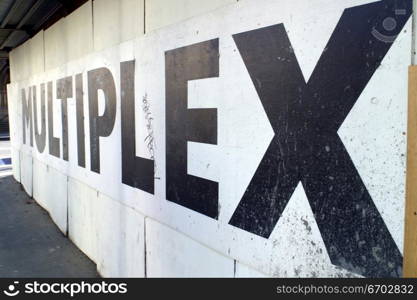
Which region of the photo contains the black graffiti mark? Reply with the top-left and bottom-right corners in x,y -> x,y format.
142,94 -> 155,159
229,0 -> 411,278
165,39 -> 219,219
142,93 -> 160,179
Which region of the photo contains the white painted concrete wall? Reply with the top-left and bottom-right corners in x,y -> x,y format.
10,147 -> 20,182
33,159 -> 68,234
146,218 -> 235,277
145,0 -> 238,32
44,18 -> 67,71
68,177 -> 147,277
93,0 -> 144,51
20,151 -> 32,197
44,1 -> 93,71
96,193 -> 146,277
6,0 -> 412,278
68,177 -> 99,262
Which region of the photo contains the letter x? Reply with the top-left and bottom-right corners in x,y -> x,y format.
229,0 -> 411,277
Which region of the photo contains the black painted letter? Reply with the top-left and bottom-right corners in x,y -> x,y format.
76,73 -> 85,168
48,81 -> 60,158
121,60 -> 154,194
229,0 -> 411,278
56,76 -> 73,161
33,85 -> 46,152
22,87 -> 33,146
165,39 -> 219,218
88,67 -> 117,173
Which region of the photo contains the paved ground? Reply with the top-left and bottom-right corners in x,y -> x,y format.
0,167 -> 98,277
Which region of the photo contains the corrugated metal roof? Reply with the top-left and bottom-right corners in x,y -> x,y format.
0,0 -> 14,22
0,0 -> 62,52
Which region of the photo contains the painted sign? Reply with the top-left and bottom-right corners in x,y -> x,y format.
7,0 -> 412,277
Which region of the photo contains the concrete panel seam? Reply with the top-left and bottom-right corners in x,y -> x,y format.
144,216 -> 147,278
233,260 -> 236,277
31,153 -> 33,198
62,175 -> 250,267
412,0 -> 416,64
235,261 -> 270,277
13,147 -> 21,183
66,175 -> 69,237
144,216 -> 236,263
144,0 -> 146,34
56,180 -> 227,261
43,30 -> 46,73
91,0 -> 95,51
66,174 -> 148,218
19,151 -> 21,186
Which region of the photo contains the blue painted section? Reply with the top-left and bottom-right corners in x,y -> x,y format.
0,157 -> 11,165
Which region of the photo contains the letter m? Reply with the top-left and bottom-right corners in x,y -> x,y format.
22,87 -> 33,146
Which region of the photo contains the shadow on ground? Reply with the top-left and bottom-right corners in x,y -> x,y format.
0,175 -> 98,278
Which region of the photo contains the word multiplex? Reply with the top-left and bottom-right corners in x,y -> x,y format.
19,0 -> 411,277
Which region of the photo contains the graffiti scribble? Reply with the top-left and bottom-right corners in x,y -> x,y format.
142,93 -> 159,179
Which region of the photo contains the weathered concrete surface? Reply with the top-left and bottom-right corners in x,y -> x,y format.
6,0 -> 412,278
0,175 -> 98,278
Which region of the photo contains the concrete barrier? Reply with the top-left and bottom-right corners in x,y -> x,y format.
33,158 -> 68,234
6,0 -> 414,277
93,0 -> 144,51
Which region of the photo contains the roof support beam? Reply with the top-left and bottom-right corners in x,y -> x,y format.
0,30 -> 28,50
0,0 -> 26,28
0,0 -> 44,50
33,1 -> 62,32
16,0 -> 46,29
0,28 -> 27,34
0,51 -> 8,59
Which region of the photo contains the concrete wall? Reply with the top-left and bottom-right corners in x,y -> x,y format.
6,0 -> 413,277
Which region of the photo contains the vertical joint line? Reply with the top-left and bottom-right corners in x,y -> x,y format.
42,31 -> 46,72
66,176 -> 69,237
143,0 -> 146,35
19,150 -> 21,183
31,156 -> 33,199
91,0 -> 95,50
233,260 -> 236,277
144,217 -> 147,278
412,0 -> 417,65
